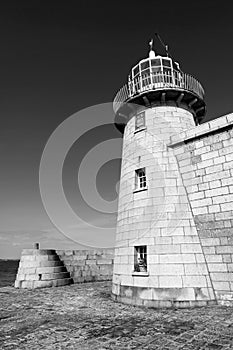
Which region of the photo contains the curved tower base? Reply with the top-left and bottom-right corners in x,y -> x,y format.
112,289 -> 216,308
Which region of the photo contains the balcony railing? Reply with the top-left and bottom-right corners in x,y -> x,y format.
113,70 -> 204,114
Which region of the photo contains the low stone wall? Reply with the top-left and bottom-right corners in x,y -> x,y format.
56,249 -> 114,283
170,113 -> 233,301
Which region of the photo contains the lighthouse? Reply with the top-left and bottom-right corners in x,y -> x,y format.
112,37 -> 216,308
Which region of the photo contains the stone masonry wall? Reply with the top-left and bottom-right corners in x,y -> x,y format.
170,113 -> 233,301
56,249 -> 114,283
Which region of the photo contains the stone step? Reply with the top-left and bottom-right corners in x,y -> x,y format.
21,249 -> 56,256
15,278 -> 73,289
19,260 -> 64,268
15,246 -> 72,289
17,266 -> 67,275
41,272 -> 70,280
21,254 -> 60,262
36,266 -> 67,274
16,271 -> 71,281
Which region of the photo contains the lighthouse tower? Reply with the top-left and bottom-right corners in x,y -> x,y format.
112,38 -> 216,308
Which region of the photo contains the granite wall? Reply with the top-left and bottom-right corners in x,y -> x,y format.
56,249 -> 114,283
170,112 -> 233,301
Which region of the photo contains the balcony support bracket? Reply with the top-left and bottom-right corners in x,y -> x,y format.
176,93 -> 184,106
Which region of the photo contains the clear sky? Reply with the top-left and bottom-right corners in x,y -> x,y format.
1,0 -> 233,258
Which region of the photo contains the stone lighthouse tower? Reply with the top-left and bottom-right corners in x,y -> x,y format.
112,38 -> 216,308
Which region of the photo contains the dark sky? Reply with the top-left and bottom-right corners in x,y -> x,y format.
1,0 -> 233,257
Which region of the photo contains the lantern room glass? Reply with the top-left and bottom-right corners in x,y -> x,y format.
128,56 -> 183,96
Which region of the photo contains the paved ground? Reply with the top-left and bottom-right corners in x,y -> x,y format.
0,281 -> 233,349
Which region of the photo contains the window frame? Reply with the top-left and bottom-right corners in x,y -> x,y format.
133,246 -> 148,274
134,167 -> 147,192
135,111 -> 146,132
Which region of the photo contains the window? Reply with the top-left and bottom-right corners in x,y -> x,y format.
133,65 -> 139,78
134,246 -> 147,272
135,112 -> 145,130
162,58 -> 171,67
135,168 -> 147,190
140,60 -> 149,71
151,58 -> 161,67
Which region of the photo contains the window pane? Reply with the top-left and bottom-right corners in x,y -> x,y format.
162,59 -> 171,67
135,112 -> 145,129
151,59 -> 161,66
133,65 -> 139,76
152,67 -> 162,73
140,61 -> 149,70
135,168 -> 147,190
134,246 -> 147,272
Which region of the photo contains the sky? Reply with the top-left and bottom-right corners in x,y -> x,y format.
0,0 -> 233,258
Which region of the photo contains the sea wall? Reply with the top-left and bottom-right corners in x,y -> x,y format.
170,113 -> 233,301
56,249 -> 114,283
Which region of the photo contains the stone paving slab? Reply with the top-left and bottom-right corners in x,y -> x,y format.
0,281 -> 233,349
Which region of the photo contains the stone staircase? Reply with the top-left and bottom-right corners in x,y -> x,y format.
15,246 -> 73,289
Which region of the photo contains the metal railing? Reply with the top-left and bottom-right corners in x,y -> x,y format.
113,70 -> 204,114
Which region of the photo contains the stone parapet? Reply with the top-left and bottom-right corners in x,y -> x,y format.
56,249 -> 114,283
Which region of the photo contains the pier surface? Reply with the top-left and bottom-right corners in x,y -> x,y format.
0,281 -> 233,349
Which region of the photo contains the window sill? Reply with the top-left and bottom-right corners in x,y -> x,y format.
132,271 -> 149,277
133,186 -> 148,194
134,127 -> 147,134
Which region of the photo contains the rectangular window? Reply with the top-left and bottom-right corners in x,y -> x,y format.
135,112 -> 145,130
135,168 -> 147,190
134,246 -> 147,272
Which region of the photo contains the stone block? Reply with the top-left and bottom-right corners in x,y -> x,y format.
201,238 -> 220,246
208,263 -> 228,272
21,255 -> 35,262
184,264 -> 208,275
151,264 -> 184,276
210,272 -> 233,282
25,274 -> 39,281
41,272 -> 70,280
172,236 -> 199,244
216,246 -> 233,254
212,281 -> 230,291
181,244 -> 202,254
96,259 -> 114,265
20,268 -> 36,274
182,275 -> 207,288
203,246 -> 215,254
159,276 -> 182,288
86,259 -> 97,265
192,207 -> 208,215
16,274 -> 25,281
205,254 -> 223,263
222,255 -> 232,263
150,244 -> 181,254
21,281 -> 34,289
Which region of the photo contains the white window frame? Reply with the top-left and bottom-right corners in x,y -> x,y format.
135,167 -> 147,191
134,246 -> 147,272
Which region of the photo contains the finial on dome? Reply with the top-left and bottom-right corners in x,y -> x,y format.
149,38 -> 156,59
